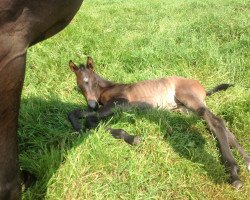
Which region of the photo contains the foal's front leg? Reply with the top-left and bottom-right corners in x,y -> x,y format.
106,128 -> 141,146
68,108 -> 95,131
85,98 -> 129,129
68,98 -> 129,131
85,98 -> 141,145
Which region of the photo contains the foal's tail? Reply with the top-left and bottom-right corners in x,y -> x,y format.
206,83 -> 234,96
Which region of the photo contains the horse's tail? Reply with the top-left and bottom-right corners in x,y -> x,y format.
206,83 -> 234,96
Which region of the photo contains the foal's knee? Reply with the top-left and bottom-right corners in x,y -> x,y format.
85,114 -> 100,129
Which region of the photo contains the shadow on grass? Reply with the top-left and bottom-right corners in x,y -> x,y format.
147,109 -> 227,184
19,97 -> 227,199
111,108 -> 227,185
18,96 -> 90,200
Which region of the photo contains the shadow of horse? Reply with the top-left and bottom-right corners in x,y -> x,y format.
18,96 -> 90,199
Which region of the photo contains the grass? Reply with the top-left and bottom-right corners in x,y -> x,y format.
20,0 -> 250,199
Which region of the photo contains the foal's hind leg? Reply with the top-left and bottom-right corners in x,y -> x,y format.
226,129 -> 250,171
175,93 -> 243,189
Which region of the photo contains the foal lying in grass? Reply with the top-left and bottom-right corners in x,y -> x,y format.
68,57 -> 250,189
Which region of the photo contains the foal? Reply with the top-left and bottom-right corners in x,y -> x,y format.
68,57 -> 250,189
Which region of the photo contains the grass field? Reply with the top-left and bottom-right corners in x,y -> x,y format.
21,0 -> 250,199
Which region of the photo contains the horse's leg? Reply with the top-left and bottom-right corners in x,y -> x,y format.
175,93 -> 243,189
226,129 -> 250,171
0,42 -> 27,199
20,170 -> 37,191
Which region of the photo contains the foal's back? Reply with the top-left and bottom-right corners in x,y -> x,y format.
123,76 -> 206,110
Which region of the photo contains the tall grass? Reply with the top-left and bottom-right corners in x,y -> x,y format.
21,0 -> 249,199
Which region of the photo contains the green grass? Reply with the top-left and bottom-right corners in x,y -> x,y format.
21,0 -> 250,199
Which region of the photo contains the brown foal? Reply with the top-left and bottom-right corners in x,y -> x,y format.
68,57 -> 250,189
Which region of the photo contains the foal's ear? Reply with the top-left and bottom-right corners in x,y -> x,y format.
69,60 -> 79,72
86,56 -> 94,70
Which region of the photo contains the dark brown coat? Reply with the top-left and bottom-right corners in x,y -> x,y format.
0,1 -> 83,199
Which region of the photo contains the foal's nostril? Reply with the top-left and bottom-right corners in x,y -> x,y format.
87,100 -> 99,111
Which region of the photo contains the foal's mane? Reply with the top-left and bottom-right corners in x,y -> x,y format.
95,74 -> 116,88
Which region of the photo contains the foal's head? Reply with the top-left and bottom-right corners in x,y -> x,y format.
69,57 -> 101,110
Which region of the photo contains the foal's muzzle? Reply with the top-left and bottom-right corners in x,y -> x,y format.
87,100 -> 99,111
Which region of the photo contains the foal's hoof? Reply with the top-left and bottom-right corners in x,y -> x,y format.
245,157 -> 250,171
131,136 -> 141,146
231,180 -> 243,190
125,135 -> 141,146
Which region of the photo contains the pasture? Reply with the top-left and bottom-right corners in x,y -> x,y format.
21,0 -> 249,199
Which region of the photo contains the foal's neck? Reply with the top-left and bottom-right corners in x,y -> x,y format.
97,74 -> 129,104
97,74 -> 130,93
96,74 -> 116,88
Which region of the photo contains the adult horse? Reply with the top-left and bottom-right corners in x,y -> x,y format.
0,0 -> 83,199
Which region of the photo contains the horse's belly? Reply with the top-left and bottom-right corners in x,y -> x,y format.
151,89 -> 177,110
128,79 -> 177,110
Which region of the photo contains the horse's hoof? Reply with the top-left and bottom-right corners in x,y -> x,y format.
74,127 -> 81,133
231,180 -> 243,190
20,170 -> 37,191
